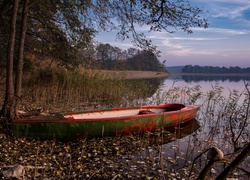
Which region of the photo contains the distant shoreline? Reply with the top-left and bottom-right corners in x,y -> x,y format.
169,72 -> 250,76
94,70 -> 170,79
82,70 -> 250,79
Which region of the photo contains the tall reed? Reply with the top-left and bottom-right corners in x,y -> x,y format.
21,68 -> 154,112
152,82 -> 250,179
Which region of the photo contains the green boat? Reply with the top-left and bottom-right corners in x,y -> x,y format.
13,103 -> 200,140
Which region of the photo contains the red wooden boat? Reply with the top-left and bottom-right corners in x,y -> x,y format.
13,103 -> 200,140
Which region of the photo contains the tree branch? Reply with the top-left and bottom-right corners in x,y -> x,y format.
215,143 -> 250,180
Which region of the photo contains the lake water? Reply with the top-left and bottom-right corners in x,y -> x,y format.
148,74 -> 249,106
164,74 -> 248,94
143,74 -> 250,178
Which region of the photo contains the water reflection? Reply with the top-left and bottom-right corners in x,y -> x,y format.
160,74 -> 249,101
181,74 -> 250,82
126,78 -> 165,98
146,118 -> 200,146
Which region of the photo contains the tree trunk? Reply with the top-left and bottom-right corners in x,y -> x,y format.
1,0 -> 19,117
1,0 -> 19,132
14,0 -> 29,116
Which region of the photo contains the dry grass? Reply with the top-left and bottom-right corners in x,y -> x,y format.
25,53 -> 170,80
16,68 -> 160,113
77,69 -> 170,79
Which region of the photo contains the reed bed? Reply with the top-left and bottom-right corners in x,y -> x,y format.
20,68 -> 155,112
147,82 -> 250,179
0,71 -> 249,179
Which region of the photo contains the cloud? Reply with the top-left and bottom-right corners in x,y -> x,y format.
204,0 -> 250,20
213,5 -> 250,18
171,37 -> 226,41
191,27 -> 250,36
158,36 -> 222,57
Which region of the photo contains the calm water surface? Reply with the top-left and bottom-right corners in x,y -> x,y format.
147,74 -> 249,106
162,74 -> 247,97
144,74 -> 250,177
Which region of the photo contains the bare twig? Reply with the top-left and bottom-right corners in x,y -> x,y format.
233,81 -> 250,146
188,147 -> 211,179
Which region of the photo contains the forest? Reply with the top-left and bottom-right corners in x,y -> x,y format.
83,43 -> 164,71
1,42 -> 164,72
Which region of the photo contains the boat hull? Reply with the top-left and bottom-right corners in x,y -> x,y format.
13,104 -> 200,140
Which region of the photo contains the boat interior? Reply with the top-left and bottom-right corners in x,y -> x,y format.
64,106 -> 183,119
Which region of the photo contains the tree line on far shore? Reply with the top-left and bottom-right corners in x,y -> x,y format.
182,65 -> 250,74
86,44 -> 165,71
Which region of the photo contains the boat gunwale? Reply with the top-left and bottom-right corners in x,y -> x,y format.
13,104 -> 201,124
63,103 -> 187,118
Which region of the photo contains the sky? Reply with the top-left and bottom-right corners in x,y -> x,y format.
96,0 -> 250,68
